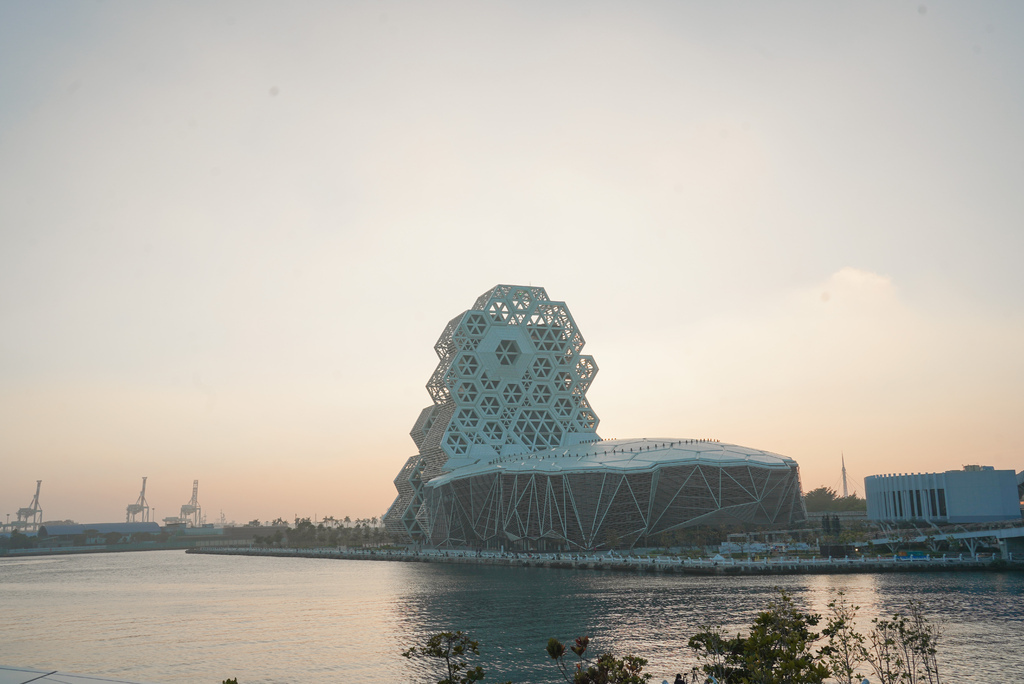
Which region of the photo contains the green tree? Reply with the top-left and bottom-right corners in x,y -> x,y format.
833,495 -> 867,512
686,625 -> 734,682
688,590 -> 829,684
819,592 -> 865,684
861,602 -> 941,684
403,631 -> 508,684
547,635 -> 651,684
805,487 -> 866,512
1,529 -> 36,550
287,518 -> 317,547
804,487 -> 839,512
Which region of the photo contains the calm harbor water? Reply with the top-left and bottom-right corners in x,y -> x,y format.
1,550 -> 1022,683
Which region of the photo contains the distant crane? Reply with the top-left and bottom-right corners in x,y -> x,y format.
179,480 -> 201,527
16,480 -> 43,531
126,477 -> 151,523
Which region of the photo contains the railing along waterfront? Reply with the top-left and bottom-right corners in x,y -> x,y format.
187,546 -> 1020,575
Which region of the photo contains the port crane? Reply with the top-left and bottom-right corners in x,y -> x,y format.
16,480 -> 43,531
126,477 -> 151,522
179,480 -> 202,527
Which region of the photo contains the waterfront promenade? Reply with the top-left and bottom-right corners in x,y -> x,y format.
188,546 -> 1022,575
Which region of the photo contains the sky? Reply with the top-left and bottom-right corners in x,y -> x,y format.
1,1 -> 1022,525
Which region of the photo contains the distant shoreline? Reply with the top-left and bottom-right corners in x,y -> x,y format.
0,543 -> 191,559
185,546 -> 1024,576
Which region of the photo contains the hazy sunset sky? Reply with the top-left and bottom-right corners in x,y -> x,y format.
1,1 -> 1022,525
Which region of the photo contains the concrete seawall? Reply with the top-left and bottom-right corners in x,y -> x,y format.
187,547 -> 1023,576
1,542 -> 198,558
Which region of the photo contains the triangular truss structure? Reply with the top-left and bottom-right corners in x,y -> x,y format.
384,285 -> 806,550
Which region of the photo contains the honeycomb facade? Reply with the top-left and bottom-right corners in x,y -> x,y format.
384,285 -> 806,549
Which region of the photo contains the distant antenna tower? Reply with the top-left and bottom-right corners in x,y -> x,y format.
126,477 -> 151,523
180,480 -> 201,527
841,453 -> 849,499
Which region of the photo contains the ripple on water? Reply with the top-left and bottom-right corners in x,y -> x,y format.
0,552 -> 1021,682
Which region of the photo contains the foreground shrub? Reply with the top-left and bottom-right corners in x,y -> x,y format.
405,591 -> 941,684
862,601 -> 942,684
688,590 -> 829,684
819,592 -> 866,684
547,635 -> 651,684
404,630 -> 511,684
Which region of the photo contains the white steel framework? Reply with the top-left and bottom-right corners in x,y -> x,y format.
423,438 -> 806,550
384,285 -> 806,549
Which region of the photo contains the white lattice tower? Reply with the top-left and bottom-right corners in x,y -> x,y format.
385,285 -> 601,540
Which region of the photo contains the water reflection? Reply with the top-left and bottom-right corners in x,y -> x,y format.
389,564 -> 1024,683
0,552 -> 1021,683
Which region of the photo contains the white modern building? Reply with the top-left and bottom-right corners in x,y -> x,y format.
865,466 -> 1022,524
384,285 -> 807,550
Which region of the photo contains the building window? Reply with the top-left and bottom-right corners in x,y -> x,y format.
938,489 -> 947,517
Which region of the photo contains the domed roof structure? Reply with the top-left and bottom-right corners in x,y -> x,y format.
383,285 -> 806,550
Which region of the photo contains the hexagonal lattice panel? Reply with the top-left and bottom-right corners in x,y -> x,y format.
385,285 -> 601,541
495,339 -> 520,365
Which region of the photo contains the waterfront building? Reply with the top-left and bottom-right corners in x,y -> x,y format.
38,522 -> 162,547
865,465 -> 1022,524
383,285 -> 806,550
